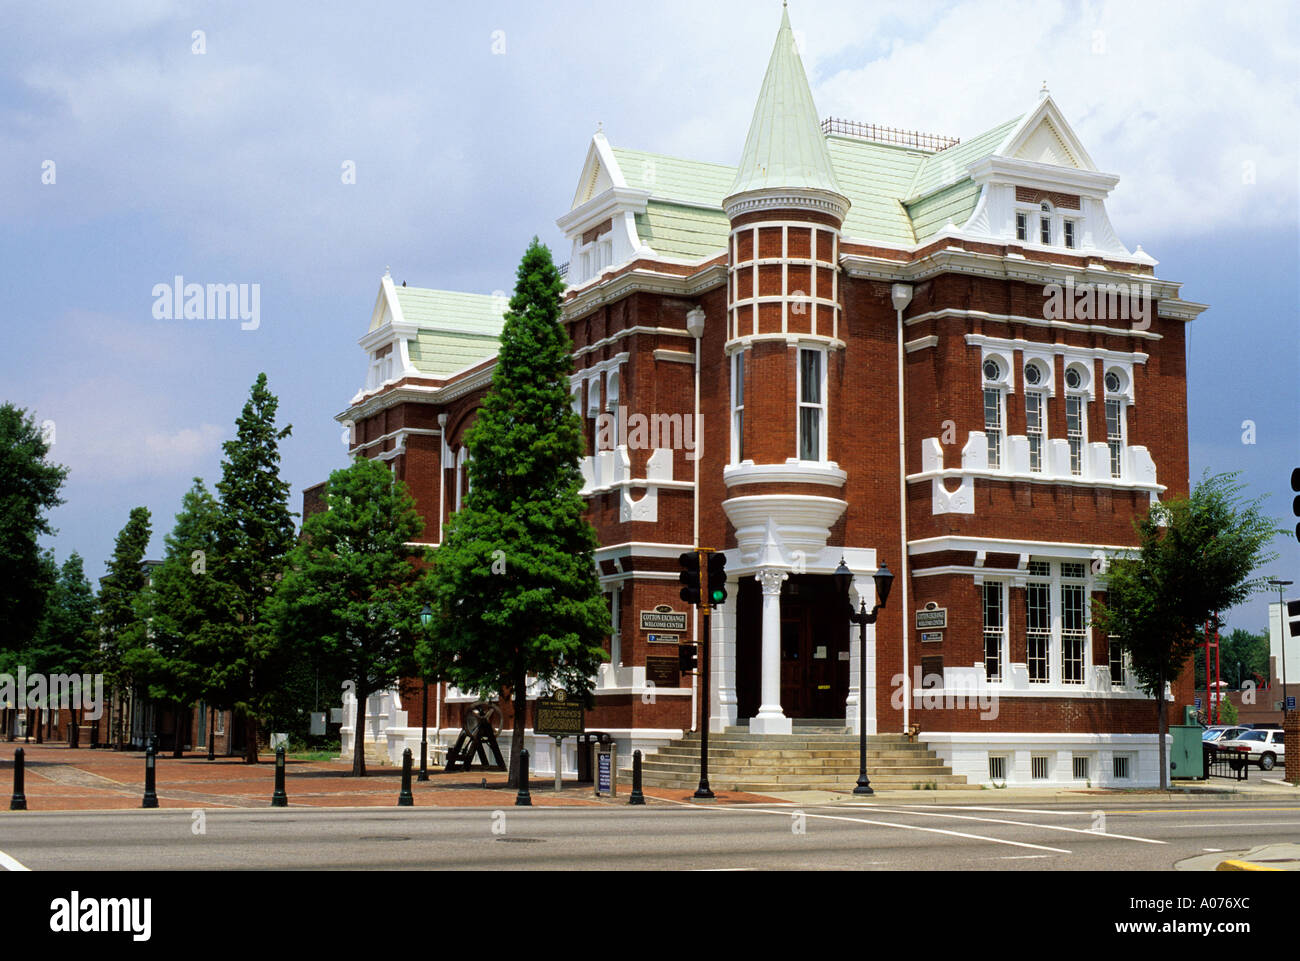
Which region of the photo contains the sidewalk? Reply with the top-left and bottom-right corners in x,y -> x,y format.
0,743 -> 773,811
2,743 -> 1297,812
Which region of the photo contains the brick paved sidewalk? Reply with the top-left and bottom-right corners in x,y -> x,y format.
0,743 -> 775,812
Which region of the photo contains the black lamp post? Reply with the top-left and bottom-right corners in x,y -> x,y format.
418,604 -> 432,782
833,558 -> 894,796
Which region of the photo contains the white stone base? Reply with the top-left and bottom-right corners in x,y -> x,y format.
748,714 -> 793,735
923,732 -> 1173,788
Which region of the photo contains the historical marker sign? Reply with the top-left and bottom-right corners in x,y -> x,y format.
534,690 -> 584,737
646,656 -> 680,688
640,604 -> 688,633
916,608 -> 947,630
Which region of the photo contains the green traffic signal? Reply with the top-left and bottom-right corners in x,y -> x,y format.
707,552 -> 728,606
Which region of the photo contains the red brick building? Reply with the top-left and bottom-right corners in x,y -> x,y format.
326,9 -> 1205,786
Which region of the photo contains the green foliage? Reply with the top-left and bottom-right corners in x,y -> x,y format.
1218,693 -> 1238,724
209,373 -> 297,759
1193,627 -> 1269,690
129,479 -> 222,710
1093,471 -> 1283,788
33,552 -> 97,675
94,507 -> 153,687
419,239 -> 610,784
271,455 -> 427,776
0,403 -> 68,651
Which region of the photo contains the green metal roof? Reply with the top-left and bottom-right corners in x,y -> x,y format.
610,115 -> 1018,252
727,8 -> 844,200
390,287 -> 504,377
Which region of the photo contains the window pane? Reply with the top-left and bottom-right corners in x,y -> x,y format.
800,350 -> 821,404
1040,217 -> 1051,244
799,408 -> 820,461
1016,213 -> 1027,241
1067,395 -> 1084,476
1027,581 -> 1050,683
984,388 -> 1002,469
983,583 -> 1003,682
1026,392 -> 1043,472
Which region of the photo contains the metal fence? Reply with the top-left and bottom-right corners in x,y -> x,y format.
1204,746 -> 1249,781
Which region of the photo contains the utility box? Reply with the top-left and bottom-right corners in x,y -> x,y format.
1169,706 -> 1204,780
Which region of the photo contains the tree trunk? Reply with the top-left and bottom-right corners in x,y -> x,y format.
243,713 -> 259,763
351,685 -> 367,778
508,666 -> 526,789
172,704 -> 184,758
1157,669 -> 1168,791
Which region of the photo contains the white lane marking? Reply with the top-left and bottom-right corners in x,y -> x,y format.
998,854 -> 1054,860
0,849 -> 30,872
1204,848 -> 1224,852
880,805 -> 1090,817
657,797 -> 1071,854
861,805 -> 1166,845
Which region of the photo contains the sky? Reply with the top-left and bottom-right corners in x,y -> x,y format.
1,0 -> 1297,636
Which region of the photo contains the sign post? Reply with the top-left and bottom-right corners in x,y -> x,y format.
534,690 -> 584,792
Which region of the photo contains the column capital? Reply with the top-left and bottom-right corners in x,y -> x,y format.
755,568 -> 788,595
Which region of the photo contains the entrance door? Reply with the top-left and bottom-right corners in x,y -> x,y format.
779,576 -> 849,718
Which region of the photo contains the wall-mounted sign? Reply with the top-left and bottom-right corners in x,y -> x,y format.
645,656 -> 680,688
916,607 -> 947,630
920,632 -> 943,643
640,604 -> 688,632
646,634 -> 680,645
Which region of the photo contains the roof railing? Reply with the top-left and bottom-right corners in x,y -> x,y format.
820,117 -> 960,153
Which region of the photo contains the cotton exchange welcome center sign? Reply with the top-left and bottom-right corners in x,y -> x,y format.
640,604 -> 688,633
534,691 -> 585,737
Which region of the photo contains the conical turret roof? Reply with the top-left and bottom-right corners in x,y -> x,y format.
726,7 -> 846,203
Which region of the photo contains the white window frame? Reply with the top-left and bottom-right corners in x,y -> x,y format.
1063,218 -> 1077,249
1065,389 -> 1087,477
1015,211 -> 1028,242
982,581 -> 1007,683
1060,562 -> 1089,685
796,345 -> 827,463
1025,387 -> 1046,473
1039,201 -> 1053,245
731,350 -> 746,465
1104,369 -> 1127,480
981,356 -> 1008,471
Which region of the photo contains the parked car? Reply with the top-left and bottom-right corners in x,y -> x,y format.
1216,729 -> 1286,772
1202,726 -> 1249,764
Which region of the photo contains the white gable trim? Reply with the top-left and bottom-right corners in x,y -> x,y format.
996,95 -> 1099,173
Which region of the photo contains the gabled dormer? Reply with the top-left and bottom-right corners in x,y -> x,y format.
556,131 -> 653,287
960,93 -> 1148,263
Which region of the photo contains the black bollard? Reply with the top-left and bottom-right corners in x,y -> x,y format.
271,746 -> 288,807
629,749 -> 646,805
10,748 -> 27,811
142,739 -> 158,809
514,749 -> 532,806
398,747 -> 414,807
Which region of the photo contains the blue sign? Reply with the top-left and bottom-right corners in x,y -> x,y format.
1194,697 -> 1202,709
597,750 -> 612,794
1288,696 -> 1296,711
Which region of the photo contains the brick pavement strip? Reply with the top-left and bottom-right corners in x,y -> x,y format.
2,743 -> 785,811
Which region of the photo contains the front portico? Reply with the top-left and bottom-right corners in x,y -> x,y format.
713,495 -> 879,736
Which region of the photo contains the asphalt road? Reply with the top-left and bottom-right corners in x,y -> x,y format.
3,797 -> 1300,870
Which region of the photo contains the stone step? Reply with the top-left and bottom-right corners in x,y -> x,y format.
651,746 -> 940,761
679,737 -> 918,750
640,759 -> 953,776
638,774 -> 976,790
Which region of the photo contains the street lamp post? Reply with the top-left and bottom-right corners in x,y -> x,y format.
1269,579 -> 1293,725
833,558 -> 894,796
418,604 -> 433,782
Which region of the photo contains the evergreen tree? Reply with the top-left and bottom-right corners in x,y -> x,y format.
0,403 -> 68,652
212,373 -> 297,762
32,552 -> 97,745
270,456 -> 427,776
1094,472 -> 1283,789
129,479 -> 221,756
419,239 -> 610,787
95,506 -> 152,750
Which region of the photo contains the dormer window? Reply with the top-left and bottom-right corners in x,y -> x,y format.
1016,212 -> 1028,242
1063,220 -> 1076,249
1039,202 -> 1052,245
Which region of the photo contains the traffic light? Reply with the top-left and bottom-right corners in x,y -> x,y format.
678,550 -> 702,607
678,643 -> 699,674
1292,467 -> 1300,541
707,552 -> 728,607
1287,599 -> 1300,638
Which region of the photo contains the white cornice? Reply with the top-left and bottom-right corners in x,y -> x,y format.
966,156 -> 1119,198
723,460 -> 847,488
722,187 -> 850,222
556,185 -> 652,237
337,364 -> 496,423
562,263 -> 727,322
904,307 -> 1161,341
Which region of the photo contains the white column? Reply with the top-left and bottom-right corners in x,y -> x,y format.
712,573 -> 741,732
749,568 -> 791,735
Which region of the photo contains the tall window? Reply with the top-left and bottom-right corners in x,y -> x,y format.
1066,392 -> 1085,476
1061,562 -> 1087,684
1109,636 -> 1125,686
1039,202 -> 1052,244
1105,399 -> 1123,478
984,388 -> 1003,469
732,351 -> 746,463
1063,220 -> 1077,249
983,582 -> 1004,682
1016,212 -> 1028,241
798,348 -> 824,461
1025,388 -> 1045,473
1026,561 -> 1051,684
